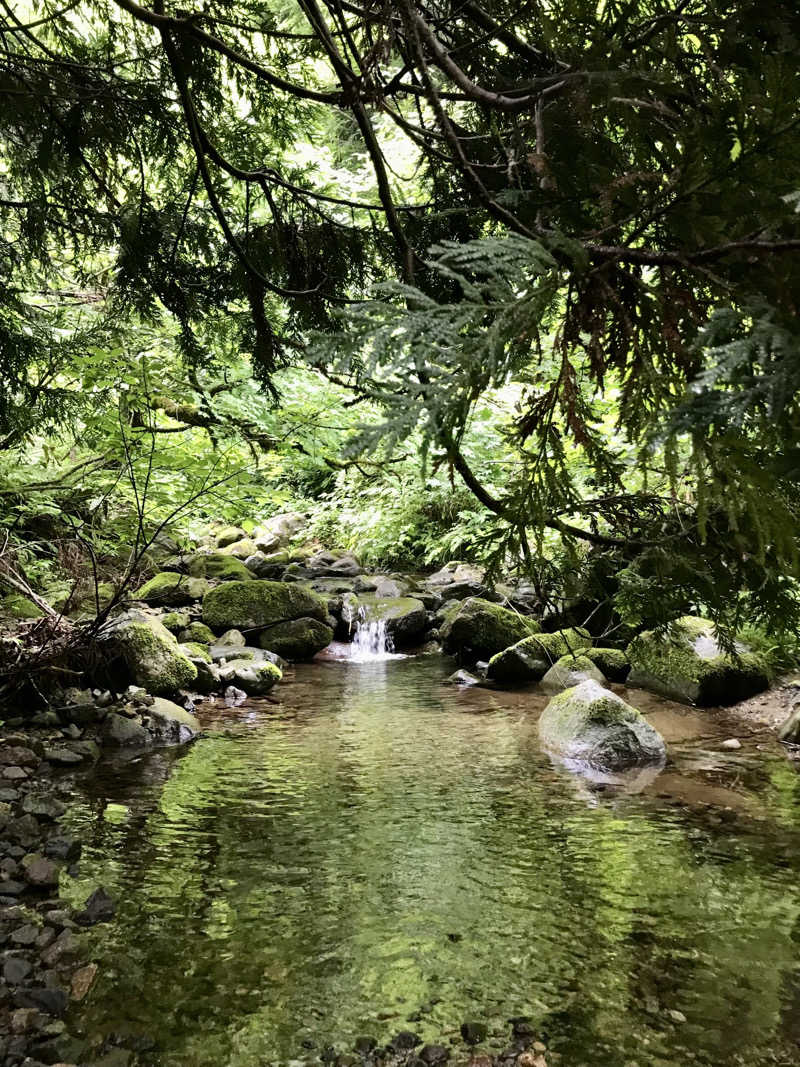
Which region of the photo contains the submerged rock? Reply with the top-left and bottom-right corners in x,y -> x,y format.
112,616 -> 198,695
444,669 -> 482,687
440,598 -> 540,660
541,654 -> 605,692
202,580 -> 328,633
539,680 -> 666,770
627,616 -> 769,706
259,618 -> 333,660
487,628 -> 591,684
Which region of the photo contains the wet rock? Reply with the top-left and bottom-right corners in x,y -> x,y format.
354,1036 -> 377,1054
16,985 -> 69,1016
444,669 -> 482,687
0,746 -> 38,767
217,658 -> 282,695
627,616 -> 769,706
440,598 -> 541,661
379,598 -> 429,645
22,795 -> 66,821
11,924 -> 40,946
41,929 -> 82,967
539,680 -> 666,770
70,962 -> 98,1001
4,956 -> 32,984
75,887 -> 115,927
487,628 -> 591,684
144,697 -> 201,743
460,1022 -> 488,1045
3,766 -> 29,781
23,855 -> 60,888
103,713 -> 150,746
390,1031 -> 422,1051
42,746 -> 84,765
0,880 -> 26,897
8,814 -> 42,845
420,1044 -> 450,1063
258,618 -> 333,660
541,654 -> 605,693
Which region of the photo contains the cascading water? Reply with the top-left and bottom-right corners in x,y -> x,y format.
328,603 -> 403,662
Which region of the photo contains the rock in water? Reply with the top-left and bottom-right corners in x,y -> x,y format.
487,628 -> 591,684
539,680 -> 666,770
145,697 -> 201,742
439,597 -> 541,660
541,654 -> 605,692
583,646 -> 631,682
111,616 -> 197,695
627,616 -> 769,706
258,618 -> 333,659
376,597 -> 428,643
202,580 -> 328,633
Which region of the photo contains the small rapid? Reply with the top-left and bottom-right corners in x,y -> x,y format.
329,603 -> 405,662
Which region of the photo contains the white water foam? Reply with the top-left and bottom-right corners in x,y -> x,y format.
324,605 -> 405,663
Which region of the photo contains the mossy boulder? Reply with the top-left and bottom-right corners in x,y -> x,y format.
259,618 -> 333,660
488,628 -> 592,684
180,621 -> 216,645
160,611 -> 190,634
134,572 -> 212,607
114,617 -> 198,695
216,526 -> 246,548
186,553 -> 253,582
0,594 -> 45,621
217,657 -> 282,695
374,597 -> 428,643
439,597 -> 541,660
202,580 -> 329,634
584,647 -> 631,682
627,616 -> 769,706
180,641 -> 212,663
218,538 -> 258,560
539,680 -> 666,770
541,654 -> 605,693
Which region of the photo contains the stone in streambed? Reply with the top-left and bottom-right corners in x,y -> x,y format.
111,615 -> 197,695
22,795 -> 66,820
145,697 -> 201,742
217,658 -> 282,695
202,580 -> 328,633
103,713 -> 150,746
75,886 -> 115,926
187,551 -> 254,581
133,572 -> 212,606
440,597 -> 541,660
584,646 -> 631,682
539,680 -> 666,770
259,618 -> 333,660
488,628 -> 591,684
627,616 -> 769,706
541,654 -> 605,692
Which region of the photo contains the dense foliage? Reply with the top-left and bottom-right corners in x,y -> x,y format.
2,0 -> 800,641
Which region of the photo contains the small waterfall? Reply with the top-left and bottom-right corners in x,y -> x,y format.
328,603 -> 401,662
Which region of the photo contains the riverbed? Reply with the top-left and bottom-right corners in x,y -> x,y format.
58,653 -> 800,1066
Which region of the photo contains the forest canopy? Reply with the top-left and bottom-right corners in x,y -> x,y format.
2,0 -> 800,641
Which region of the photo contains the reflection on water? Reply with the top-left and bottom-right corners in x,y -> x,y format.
61,657 -> 800,1066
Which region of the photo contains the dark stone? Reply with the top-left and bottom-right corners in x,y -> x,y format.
75,886 -> 115,926
41,746 -> 84,765
420,1045 -> 450,1064
354,1037 -> 377,1054
390,1032 -> 421,1051
21,795 -> 66,821
24,856 -> 60,889
45,836 -> 82,862
3,956 -> 32,984
460,1022 -> 487,1046
11,923 -> 39,945
509,1018 -> 535,1039
16,985 -> 69,1016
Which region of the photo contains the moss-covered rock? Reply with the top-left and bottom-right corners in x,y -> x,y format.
180,641 -> 212,663
584,647 -> 631,682
539,680 -> 666,770
146,697 -> 201,742
218,538 -> 258,560
541,654 -> 605,692
216,526 -> 246,548
0,594 -> 45,621
114,617 -> 198,695
259,617 -> 333,660
488,628 -> 591,684
186,552 -> 253,582
216,657 -> 282,695
160,611 -> 191,634
439,597 -> 541,660
627,616 -> 769,706
134,572 -> 212,606
202,580 -> 329,634
373,597 -> 428,644
180,621 -> 216,645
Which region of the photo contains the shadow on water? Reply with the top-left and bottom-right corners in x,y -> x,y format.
59,655 -> 800,1066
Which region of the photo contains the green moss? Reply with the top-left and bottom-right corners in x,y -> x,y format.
134,572 -> 211,606
584,647 -> 631,682
542,653 -> 604,692
218,538 -> 258,559
202,580 -> 329,633
259,617 -> 333,659
116,618 -> 197,694
487,627 -> 591,684
217,657 -> 282,694
161,611 -> 191,633
439,597 -> 541,659
187,553 -> 253,582
182,620 -> 215,644
180,641 -> 212,663
216,526 -> 245,547
0,594 -> 45,621
627,616 -> 769,706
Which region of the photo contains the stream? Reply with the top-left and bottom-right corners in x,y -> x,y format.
57,652 -> 800,1067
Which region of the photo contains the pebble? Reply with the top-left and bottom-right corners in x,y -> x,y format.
70,962 -> 98,1001
721,738 -> 742,750
667,1009 -> 687,1024
24,856 -> 61,888
3,766 -> 29,781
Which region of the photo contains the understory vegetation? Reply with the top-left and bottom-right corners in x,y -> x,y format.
2,0 -> 800,671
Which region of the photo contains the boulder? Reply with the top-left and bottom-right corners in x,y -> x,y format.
180,621 -> 216,645
160,611 -> 190,634
133,572 -> 211,607
202,580 -> 329,634
539,680 -> 666,770
584,647 -> 631,682
374,577 -> 411,598
778,706 -> 800,744
487,628 -> 591,684
216,526 -> 246,548
244,551 -> 290,578
187,553 -> 253,582
145,697 -> 201,742
425,562 -> 484,588
180,641 -> 212,663
112,616 -> 198,695
377,597 -> 428,644
541,654 -> 606,692
259,618 -> 333,660
219,538 -> 259,560
216,658 -> 282,695
627,616 -> 769,706
252,512 -> 305,552
103,712 -> 150,745
440,597 -> 541,660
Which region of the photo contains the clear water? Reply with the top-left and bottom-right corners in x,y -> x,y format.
60,657 -> 800,1066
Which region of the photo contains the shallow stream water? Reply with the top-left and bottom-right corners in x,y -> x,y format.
60,654 -> 800,1066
